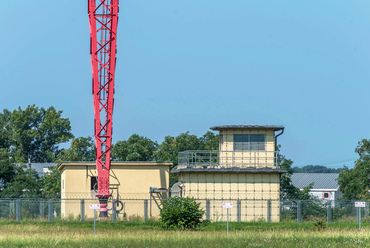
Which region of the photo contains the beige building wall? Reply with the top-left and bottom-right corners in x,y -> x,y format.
173,126 -> 284,222
218,129 -> 277,168
59,162 -> 171,219
177,172 -> 280,222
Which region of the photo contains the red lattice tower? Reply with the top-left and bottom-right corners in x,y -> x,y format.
88,0 -> 119,218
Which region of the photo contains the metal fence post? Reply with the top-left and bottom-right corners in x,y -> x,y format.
206,199 -> 210,221
297,201 -> 302,223
16,199 -> 21,222
112,200 -> 117,222
40,201 -> 45,219
267,200 -> 271,223
149,189 -> 152,217
365,202 -> 369,217
237,200 -> 241,222
357,207 -> 360,224
10,201 -> 15,218
144,200 -> 148,222
48,200 -> 53,222
327,200 -> 332,223
80,199 -> 85,222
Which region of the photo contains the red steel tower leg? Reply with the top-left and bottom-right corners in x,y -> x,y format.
88,0 -> 119,218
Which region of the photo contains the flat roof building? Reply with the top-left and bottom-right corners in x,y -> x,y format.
59,161 -> 171,219
172,125 -> 285,222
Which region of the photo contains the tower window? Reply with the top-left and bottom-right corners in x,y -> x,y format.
233,134 -> 265,151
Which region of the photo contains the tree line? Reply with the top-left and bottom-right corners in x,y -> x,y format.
0,105 -> 368,200
292,165 -> 342,173
0,105 -> 218,198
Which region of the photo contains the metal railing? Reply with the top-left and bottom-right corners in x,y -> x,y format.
178,150 -> 280,169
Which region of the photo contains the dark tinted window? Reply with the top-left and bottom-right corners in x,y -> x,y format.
233,134 -> 265,151
91,176 -> 98,191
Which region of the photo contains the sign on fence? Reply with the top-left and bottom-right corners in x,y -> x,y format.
89,204 -> 101,210
355,202 -> 365,208
222,203 -> 233,235
355,202 -> 366,231
222,202 -> 233,209
89,204 -> 100,235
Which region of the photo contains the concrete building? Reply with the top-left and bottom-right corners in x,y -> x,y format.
172,125 -> 286,222
291,173 -> 341,201
59,161 -> 171,219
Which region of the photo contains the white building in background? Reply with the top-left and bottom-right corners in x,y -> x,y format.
291,173 -> 341,201
27,163 -> 57,176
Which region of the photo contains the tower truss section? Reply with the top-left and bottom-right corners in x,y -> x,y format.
88,0 -> 119,218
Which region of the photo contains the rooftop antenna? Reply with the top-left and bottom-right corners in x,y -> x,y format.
28,154 -> 31,168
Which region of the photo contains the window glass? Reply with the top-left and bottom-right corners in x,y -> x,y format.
91,176 -> 98,191
233,134 -> 265,151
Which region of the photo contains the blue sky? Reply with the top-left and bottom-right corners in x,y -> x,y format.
1,1 -> 370,168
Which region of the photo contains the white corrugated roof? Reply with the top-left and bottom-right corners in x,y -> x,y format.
28,163 -> 57,174
291,173 -> 339,190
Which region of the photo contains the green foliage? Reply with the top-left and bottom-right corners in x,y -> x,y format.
279,154 -> 314,200
46,137 -> 95,198
0,149 -> 42,198
0,109 -> 11,150
108,131 -> 218,168
301,199 -> 327,220
39,166 -> 61,199
0,105 -> 74,163
111,134 -> 158,161
199,131 -> 219,151
0,165 -> 41,198
160,196 -> 206,229
338,139 -> 370,200
0,148 -> 16,188
57,136 -> 95,162
292,165 -> 342,173
279,155 -> 297,199
280,155 -> 307,200
313,219 -> 326,230
331,201 -> 360,222
154,131 -> 219,169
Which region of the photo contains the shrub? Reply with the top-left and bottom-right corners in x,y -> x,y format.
313,219 -> 326,231
160,196 -> 206,229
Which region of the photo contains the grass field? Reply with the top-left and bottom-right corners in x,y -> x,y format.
0,220 -> 369,247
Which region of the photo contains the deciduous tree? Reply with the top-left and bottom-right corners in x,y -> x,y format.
279,154 -> 313,200
111,134 -> 158,161
154,131 -> 219,168
0,165 -> 40,198
0,105 -> 74,163
57,136 -> 96,162
338,139 -> 370,200
40,166 -> 61,199
0,148 -> 16,188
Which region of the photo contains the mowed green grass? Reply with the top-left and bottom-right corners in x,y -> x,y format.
0,221 -> 369,247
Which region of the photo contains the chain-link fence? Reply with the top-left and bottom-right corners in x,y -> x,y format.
0,198 -> 369,223
0,199 -> 60,222
281,200 -> 370,223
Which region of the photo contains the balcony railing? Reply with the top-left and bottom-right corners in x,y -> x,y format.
177,150 -> 280,169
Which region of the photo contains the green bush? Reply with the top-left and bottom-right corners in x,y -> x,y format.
160,196 -> 206,229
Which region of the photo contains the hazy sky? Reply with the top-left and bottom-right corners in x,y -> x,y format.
1,1 -> 369,168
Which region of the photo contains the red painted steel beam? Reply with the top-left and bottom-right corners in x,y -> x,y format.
88,0 -> 119,218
